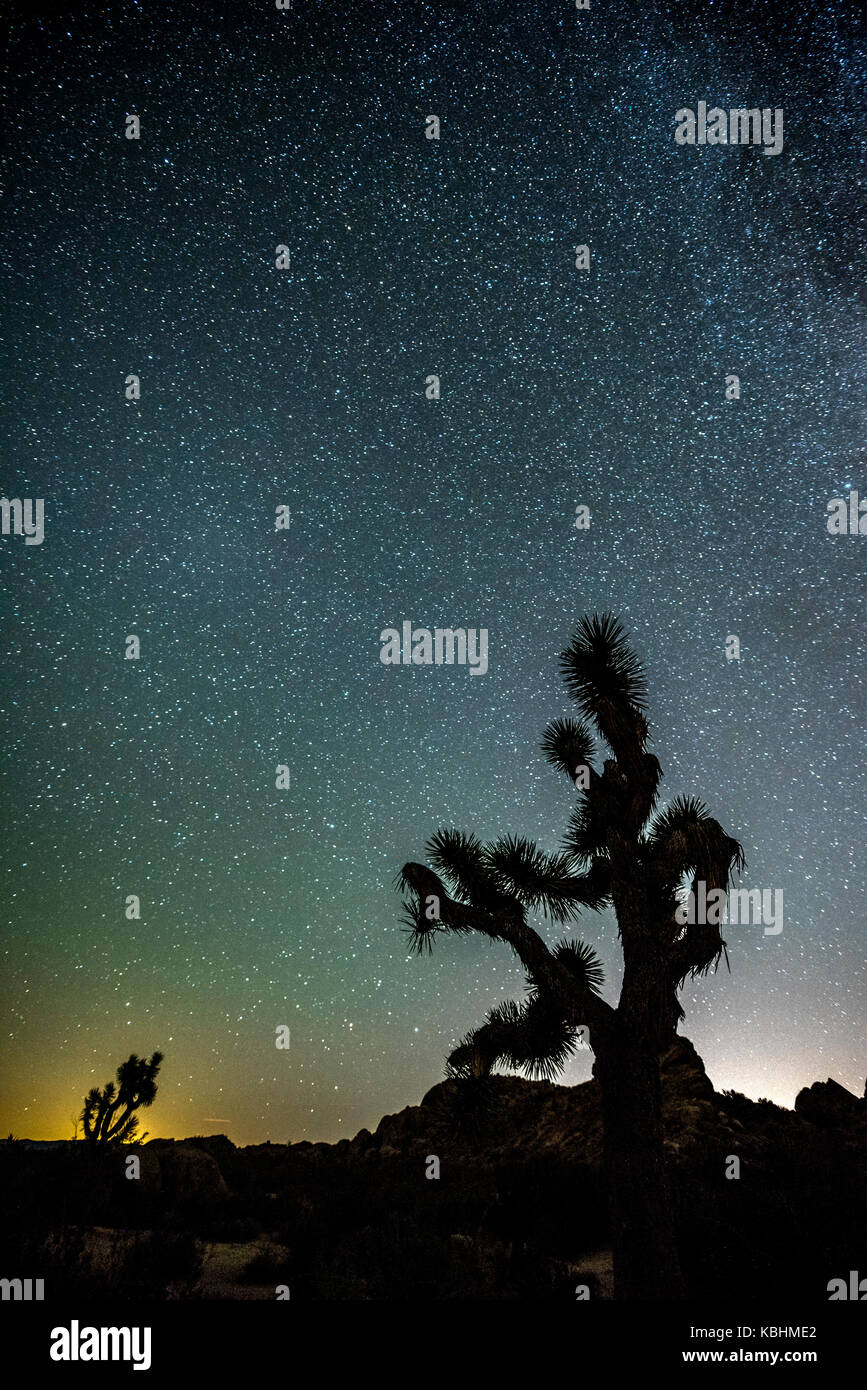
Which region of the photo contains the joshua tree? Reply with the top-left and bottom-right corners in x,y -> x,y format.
81,1051 -> 163,1145
396,614 -> 744,1300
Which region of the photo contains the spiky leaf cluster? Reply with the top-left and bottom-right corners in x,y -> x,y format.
81,1051 -> 164,1145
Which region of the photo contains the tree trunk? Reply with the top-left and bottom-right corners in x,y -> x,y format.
595,1029 -> 685,1300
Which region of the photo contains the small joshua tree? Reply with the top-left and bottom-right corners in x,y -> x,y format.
81,1051 -> 163,1145
396,615 -> 745,1300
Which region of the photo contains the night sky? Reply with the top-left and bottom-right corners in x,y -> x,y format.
1,0 -> 864,1146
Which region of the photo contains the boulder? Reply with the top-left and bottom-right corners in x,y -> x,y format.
143,1140 -> 229,1200
795,1078 -> 865,1128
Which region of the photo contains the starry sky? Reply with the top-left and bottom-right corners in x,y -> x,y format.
1,0 -> 864,1146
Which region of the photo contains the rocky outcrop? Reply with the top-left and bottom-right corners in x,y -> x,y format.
337,1034 -> 716,1166
795,1077 -> 866,1128
142,1140 -> 230,1201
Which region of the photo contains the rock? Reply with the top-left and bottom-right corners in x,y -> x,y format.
185,1134 -> 237,1163
660,1036 -> 716,1103
132,1147 -> 162,1187
351,1033 -> 715,1166
348,1127 -> 374,1154
795,1078 -> 865,1128
144,1141 -> 229,1201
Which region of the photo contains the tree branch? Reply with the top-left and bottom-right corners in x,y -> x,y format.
402,862 -> 616,1045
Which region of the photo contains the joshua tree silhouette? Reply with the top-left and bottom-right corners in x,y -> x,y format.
396,614 -> 745,1300
80,1051 -> 164,1145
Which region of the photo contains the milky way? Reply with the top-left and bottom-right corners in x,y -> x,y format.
1,0 -> 864,1144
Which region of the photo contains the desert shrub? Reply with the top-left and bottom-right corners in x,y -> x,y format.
106,1230 -> 203,1300
238,1243 -> 291,1285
